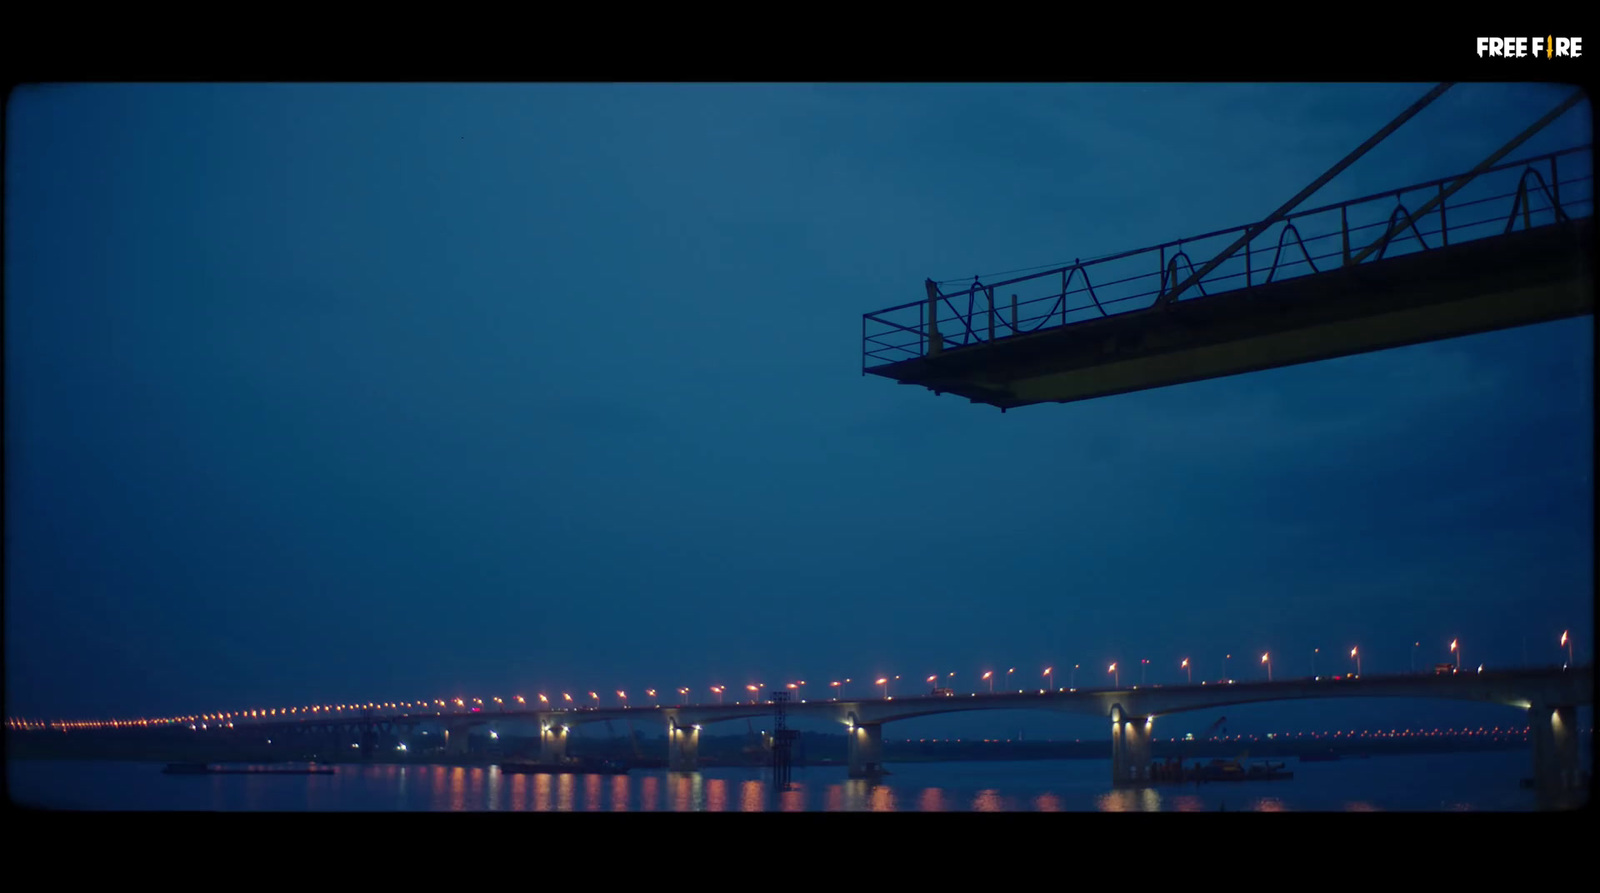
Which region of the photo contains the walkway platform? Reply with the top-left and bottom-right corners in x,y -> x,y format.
862,145 -> 1593,411
869,219 -> 1591,410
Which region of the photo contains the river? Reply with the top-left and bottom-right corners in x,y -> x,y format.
12,749 -> 1586,811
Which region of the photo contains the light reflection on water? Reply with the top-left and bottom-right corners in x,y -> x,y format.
533,773 -> 551,811
7,752 -> 1564,811
972,789 -> 1005,811
739,778 -> 761,812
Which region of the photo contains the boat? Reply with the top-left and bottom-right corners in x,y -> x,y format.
498,759 -> 630,775
164,762 -> 336,775
1189,757 -> 1294,783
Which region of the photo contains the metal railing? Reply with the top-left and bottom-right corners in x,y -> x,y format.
863,146 -> 1593,370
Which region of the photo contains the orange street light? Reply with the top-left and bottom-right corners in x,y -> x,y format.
1109,663 -> 1119,688
1181,658 -> 1191,684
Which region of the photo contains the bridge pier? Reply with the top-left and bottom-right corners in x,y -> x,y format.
847,722 -> 885,778
444,724 -> 471,758
539,723 -> 569,764
1529,704 -> 1584,808
1110,706 -> 1152,786
668,720 -> 700,771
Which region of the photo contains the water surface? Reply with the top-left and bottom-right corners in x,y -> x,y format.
12,750 -> 1578,811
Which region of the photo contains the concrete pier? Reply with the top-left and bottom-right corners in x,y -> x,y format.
1110,706 -> 1152,786
847,722 -> 884,778
443,726 -> 467,757
539,723 -> 568,763
668,720 -> 700,771
1529,703 -> 1584,808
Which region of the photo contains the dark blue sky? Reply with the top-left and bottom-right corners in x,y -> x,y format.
5,84 -> 1591,734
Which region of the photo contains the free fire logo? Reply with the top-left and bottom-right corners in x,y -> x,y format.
1476,36 -> 1582,57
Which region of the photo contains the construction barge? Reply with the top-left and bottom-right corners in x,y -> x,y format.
1150,757 -> 1294,783
164,762 -> 335,775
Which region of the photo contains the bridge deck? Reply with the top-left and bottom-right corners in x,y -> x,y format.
871,219 -> 1592,410
863,145 -> 1593,411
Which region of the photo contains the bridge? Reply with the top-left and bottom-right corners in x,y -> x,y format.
862,91 -> 1592,411
79,667 -> 1588,807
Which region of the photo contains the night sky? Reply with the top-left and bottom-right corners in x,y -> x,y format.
5,83 -> 1592,738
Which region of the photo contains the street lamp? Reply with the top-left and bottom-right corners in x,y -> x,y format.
1223,654 -> 1232,680
1411,642 -> 1419,674
1262,652 -> 1272,682
983,671 -> 994,693
1140,659 -> 1149,686
1006,668 -> 1015,691
830,681 -> 843,700
711,686 -> 725,704
1450,639 -> 1460,671
877,677 -> 889,699
1561,630 -> 1572,667
1181,658 -> 1191,684
1071,664 -> 1079,688
746,684 -> 760,704
647,689 -> 657,705
678,687 -> 689,706
927,675 -> 938,693
617,691 -> 627,706
1109,663 -> 1119,688
1350,647 -> 1361,677
1043,667 -> 1053,691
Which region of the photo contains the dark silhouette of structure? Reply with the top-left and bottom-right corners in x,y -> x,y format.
770,690 -> 798,790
